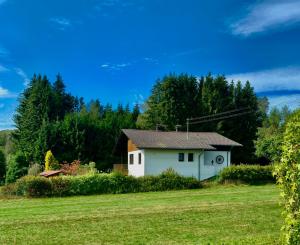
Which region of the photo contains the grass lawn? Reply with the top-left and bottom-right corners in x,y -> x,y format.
0,184 -> 281,244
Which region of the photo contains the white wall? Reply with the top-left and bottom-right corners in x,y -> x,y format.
144,149 -> 202,179
128,149 -> 231,180
200,151 -> 230,180
127,149 -> 145,177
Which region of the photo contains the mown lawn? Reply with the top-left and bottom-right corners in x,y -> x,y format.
0,184 -> 281,244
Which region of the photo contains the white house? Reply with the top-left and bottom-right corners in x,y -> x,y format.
115,129 -> 242,181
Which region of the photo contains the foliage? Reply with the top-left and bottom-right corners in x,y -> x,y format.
13,74 -> 140,169
14,74 -> 76,163
138,73 -> 262,163
218,165 -> 275,184
0,150 -> 6,184
255,106 -> 292,163
4,170 -> 202,197
27,163 -> 43,176
273,109 -> 300,244
15,176 -> 52,197
44,150 -> 58,170
0,130 -> 16,157
5,152 -> 28,184
60,160 -> 81,175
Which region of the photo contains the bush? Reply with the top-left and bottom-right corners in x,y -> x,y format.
139,169 -> 202,191
273,109 -> 300,244
28,163 -> 43,176
1,169 -> 202,197
5,152 -> 28,184
15,176 -> 52,197
1,183 -> 17,196
218,165 -> 275,184
0,150 -> 6,184
45,150 -> 59,170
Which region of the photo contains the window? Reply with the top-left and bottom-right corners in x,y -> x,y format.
178,153 -> 184,162
188,153 -> 194,162
129,154 -> 134,164
138,153 -> 142,164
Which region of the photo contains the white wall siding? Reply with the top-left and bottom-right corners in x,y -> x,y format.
200,151 -> 230,180
128,149 -> 231,180
127,149 -> 145,177
144,149 -> 203,179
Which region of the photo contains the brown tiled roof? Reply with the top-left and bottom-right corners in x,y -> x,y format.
122,129 -> 242,150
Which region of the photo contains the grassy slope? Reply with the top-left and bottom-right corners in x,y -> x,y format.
0,185 -> 281,244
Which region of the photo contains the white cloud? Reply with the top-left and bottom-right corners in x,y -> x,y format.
143,57 -> 159,65
15,68 -> 30,86
227,66 -> 300,92
50,17 -> 72,30
0,64 -> 9,72
0,86 -> 16,98
230,0 -> 300,36
100,62 -> 131,71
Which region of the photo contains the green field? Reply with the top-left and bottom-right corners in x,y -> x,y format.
0,184 -> 281,244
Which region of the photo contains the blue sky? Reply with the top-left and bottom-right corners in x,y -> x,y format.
0,0 -> 300,129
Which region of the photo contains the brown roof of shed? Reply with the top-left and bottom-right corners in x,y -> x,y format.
122,129 -> 242,150
40,170 -> 64,177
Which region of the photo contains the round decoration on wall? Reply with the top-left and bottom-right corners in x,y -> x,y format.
216,155 -> 224,164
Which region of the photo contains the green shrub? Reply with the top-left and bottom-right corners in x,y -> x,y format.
5,152 -> 28,184
218,165 -> 275,184
15,176 -> 52,197
1,169 -> 202,197
0,150 -> 6,184
1,183 -> 17,196
273,109 -> 300,244
28,163 -> 43,176
51,177 -> 71,196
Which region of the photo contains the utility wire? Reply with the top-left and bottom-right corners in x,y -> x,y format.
189,107 -> 250,121
188,110 -> 253,125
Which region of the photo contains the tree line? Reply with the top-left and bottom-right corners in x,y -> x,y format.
137,73 -> 264,163
13,74 -> 140,170
0,72 -> 297,184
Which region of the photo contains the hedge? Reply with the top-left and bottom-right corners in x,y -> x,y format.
1,170 -> 202,197
273,109 -> 300,244
218,165 -> 275,184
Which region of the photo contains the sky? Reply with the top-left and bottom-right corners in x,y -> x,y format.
0,0 -> 300,130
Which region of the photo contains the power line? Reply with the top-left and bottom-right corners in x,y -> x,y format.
188,110 -> 253,125
189,107 -> 250,121
186,107 -> 254,139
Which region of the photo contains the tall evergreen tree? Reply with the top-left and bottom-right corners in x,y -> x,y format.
14,75 -> 53,162
139,73 -> 261,163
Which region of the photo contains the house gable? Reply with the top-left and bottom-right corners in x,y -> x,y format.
128,139 -> 139,152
